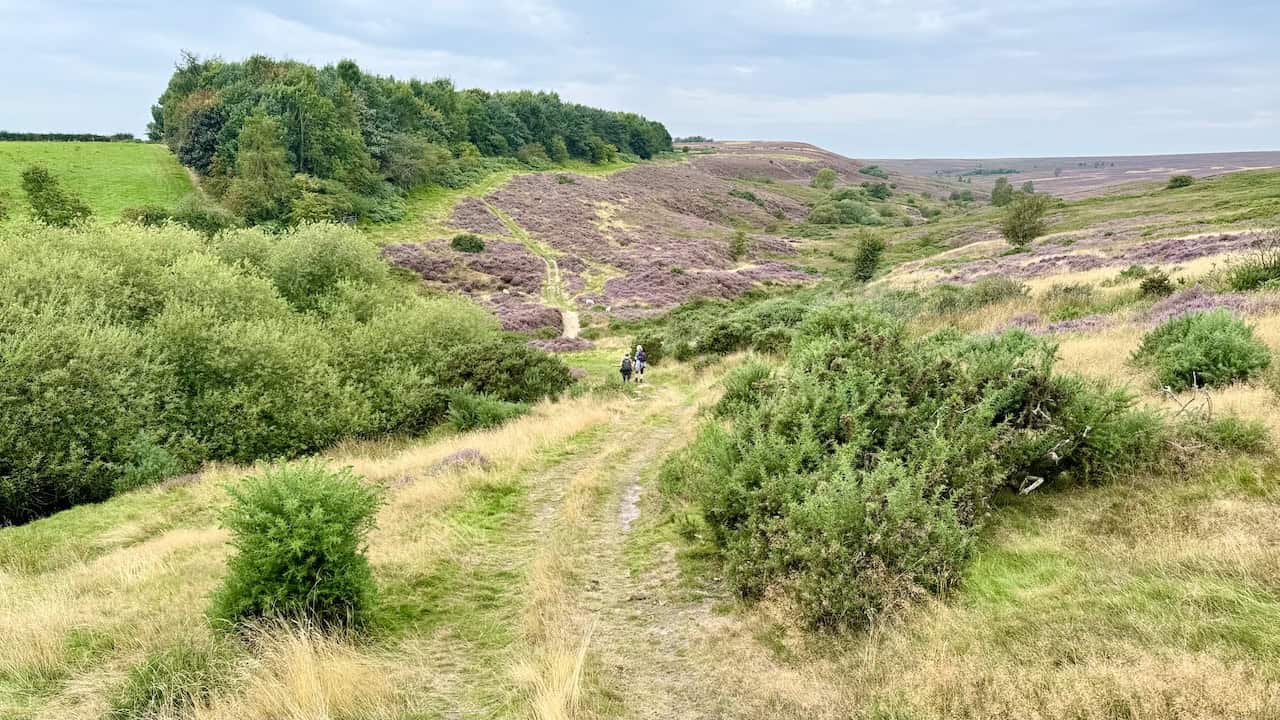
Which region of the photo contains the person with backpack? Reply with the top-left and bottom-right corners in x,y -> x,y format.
620,352 -> 633,384
634,345 -> 647,383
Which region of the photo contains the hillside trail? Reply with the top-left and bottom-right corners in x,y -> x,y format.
505,372 -> 730,719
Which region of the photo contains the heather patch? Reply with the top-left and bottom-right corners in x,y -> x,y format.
489,294 -> 563,333
1143,285 -> 1280,326
946,232 -> 1264,283
527,337 -> 595,352
449,197 -> 511,236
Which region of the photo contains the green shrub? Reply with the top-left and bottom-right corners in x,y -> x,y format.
1178,414 -> 1269,454
121,204 -> 173,227
663,302 -> 1166,630
171,193 -> 238,237
1167,174 -> 1194,189
1000,193 -> 1054,247
858,165 -> 889,179
630,334 -> 665,366
211,462 -> 382,629
556,174 -> 576,185
438,337 -> 573,402
730,228 -> 749,261
267,224 -> 389,313
1041,283 -> 1095,320
862,182 -> 891,200
729,189 -> 765,208
21,164 -> 91,227
1132,310 -> 1271,390
447,391 -> 529,431
1227,241 -> 1280,291
1139,271 -> 1176,297
715,360 -> 774,417
811,168 -> 837,190
750,326 -> 795,355
851,233 -> 886,282
450,232 -> 486,253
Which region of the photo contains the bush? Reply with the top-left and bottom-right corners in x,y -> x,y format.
811,168 -> 838,189
630,334 -> 665,366
1132,310 -> 1270,390
1000,192 -> 1054,247
862,182 -> 891,200
858,165 -> 889,179
851,232 -> 886,282
450,232 -> 486,253
715,359 -> 774,417
663,303 -> 1166,630
1139,271 -> 1176,297
1167,174 -> 1194,189
1227,240 -> 1280,291
21,164 -> 91,227
211,462 -> 382,629
438,337 -> 573,402
730,228 -> 749,261
171,193 -> 238,237
447,391 -> 529,431
121,204 -> 172,227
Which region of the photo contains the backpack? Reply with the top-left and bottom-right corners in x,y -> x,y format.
621,357 -> 633,372
637,350 -> 646,364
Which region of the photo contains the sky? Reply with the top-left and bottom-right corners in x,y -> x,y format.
1,0 -> 1277,158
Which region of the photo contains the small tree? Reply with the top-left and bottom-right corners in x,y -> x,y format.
1167,174 -> 1194,189
730,228 -> 749,261
211,462 -> 382,630
990,176 -> 1015,207
851,232 -> 886,282
811,168 -> 837,190
1021,180 -> 1035,194
225,111 -> 294,223
21,164 -> 91,226
1000,193 -> 1054,248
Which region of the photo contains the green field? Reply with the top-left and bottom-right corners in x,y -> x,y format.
0,141 -> 193,219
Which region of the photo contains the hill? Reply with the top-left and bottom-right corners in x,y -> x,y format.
871,150 -> 1280,198
0,141 -> 192,217
4,135 -> 1280,718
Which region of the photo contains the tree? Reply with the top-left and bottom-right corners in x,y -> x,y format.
990,176 -> 1015,207
1001,193 -> 1055,248
811,168 -> 837,190
1021,180 -> 1035,194
225,111 -> 294,223
730,228 -> 749,261
862,182 -> 891,200
21,165 -> 91,227
1167,175 -> 1194,189
852,232 -> 886,281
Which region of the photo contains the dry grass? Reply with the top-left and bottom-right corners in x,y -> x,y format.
188,625 -> 398,720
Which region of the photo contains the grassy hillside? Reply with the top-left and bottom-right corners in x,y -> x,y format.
3,146 -> 1280,718
0,142 -> 192,218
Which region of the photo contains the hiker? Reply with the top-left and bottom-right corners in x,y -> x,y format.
634,345 -> 647,383
620,352 -> 633,384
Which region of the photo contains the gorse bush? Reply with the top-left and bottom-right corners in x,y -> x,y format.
21,164 -> 91,227
662,303 -> 1165,630
1132,310 -> 1270,391
451,233 -> 486,253
1139,270 -> 1176,297
851,232 -> 886,282
0,220 -> 570,524
211,463 -> 382,629
1167,174 -> 1194,189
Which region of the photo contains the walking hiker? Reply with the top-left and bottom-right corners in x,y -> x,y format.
620,352 -> 633,384
634,345 -> 647,383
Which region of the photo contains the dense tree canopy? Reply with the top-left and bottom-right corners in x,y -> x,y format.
149,53 -> 672,223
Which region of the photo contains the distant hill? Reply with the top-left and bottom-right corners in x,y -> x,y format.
0,141 -> 192,218
869,150 -> 1280,198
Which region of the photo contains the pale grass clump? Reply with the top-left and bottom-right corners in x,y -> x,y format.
186,624 -> 397,720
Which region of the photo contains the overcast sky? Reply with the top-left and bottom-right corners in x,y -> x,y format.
1,1 -> 1277,158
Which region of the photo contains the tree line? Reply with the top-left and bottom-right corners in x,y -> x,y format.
0,131 -> 139,142
148,53 -> 672,224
